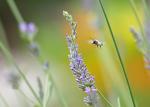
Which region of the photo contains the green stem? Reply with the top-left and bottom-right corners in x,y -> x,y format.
43,74 -> 50,107
46,83 -> 53,106
97,90 -> 113,107
6,0 -> 24,23
0,42 -> 42,105
117,97 -> 121,107
42,74 -> 53,107
0,92 -> 10,107
142,0 -> 150,18
98,0 -> 136,107
0,18 -> 9,49
129,0 -> 145,37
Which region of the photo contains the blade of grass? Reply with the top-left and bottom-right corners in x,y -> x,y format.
98,0 -> 136,107
117,97 -> 121,107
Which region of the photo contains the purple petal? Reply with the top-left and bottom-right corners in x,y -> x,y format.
19,22 -> 27,32
85,87 -> 91,94
27,22 -> 37,33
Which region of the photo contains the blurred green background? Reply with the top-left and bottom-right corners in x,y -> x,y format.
0,0 -> 150,107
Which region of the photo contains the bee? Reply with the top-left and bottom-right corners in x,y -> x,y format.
89,39 -> 104,47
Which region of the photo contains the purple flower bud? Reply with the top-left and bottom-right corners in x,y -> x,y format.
85,87 -> 91,94
91,86 -> 97,92
19,22 -> 27,32
28,22 -> 37,35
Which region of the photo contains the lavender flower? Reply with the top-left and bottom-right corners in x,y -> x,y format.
130,27 -> 145,53
63,10 -> 99,106
63,11 -> 77,39
19,22 -> 37,41
130,1 -> 150,70
66,36 -> 96,92
37,77 -> 44,101
130,26 -> 150,69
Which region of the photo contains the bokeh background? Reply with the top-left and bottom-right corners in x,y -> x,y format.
0,0 -> 150,107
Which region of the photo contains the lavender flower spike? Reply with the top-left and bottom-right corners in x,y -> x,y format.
130,26 -> 150,69
63,10 -> 99,106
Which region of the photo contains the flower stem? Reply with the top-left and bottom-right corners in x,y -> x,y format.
97,90 -> 113,107
117,97 -> 121,107
128,0 -> 145,37
142,0 -> 150,18
98,0 -> 136,107
6,0 -> 24,23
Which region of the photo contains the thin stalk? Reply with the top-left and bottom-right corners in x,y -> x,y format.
0,18 -> 9,49
43,74 -> 51,107
142,0 -> 150,18
6,0 -> 24,23
0,92 -> 10,107
97,90 -> 113,107
98,0 -> 136,107
0,42 -> 42,105
117,97 -> 121,107
46,84 -> 53,106
129,0 -> 145,37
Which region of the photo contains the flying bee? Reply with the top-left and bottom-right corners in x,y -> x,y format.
89,39 -> 104,48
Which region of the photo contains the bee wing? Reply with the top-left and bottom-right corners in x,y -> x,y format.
99,41 -> 103,45
101,41 -> 105,45
97,40 -> 104,47
88,40 -> 93,44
